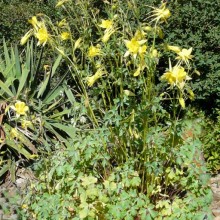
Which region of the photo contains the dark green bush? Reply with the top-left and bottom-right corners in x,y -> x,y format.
162,0 -> 220,115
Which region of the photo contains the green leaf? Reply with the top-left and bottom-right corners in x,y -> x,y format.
0,80 -> 14,97
6,139 -> 32,159
0,163 -> 10,178
50,123 -> 76,139
37,73 -> 50,98
64,85 -> 75,104
51,54 -> 62,77
16,67 -> 30,97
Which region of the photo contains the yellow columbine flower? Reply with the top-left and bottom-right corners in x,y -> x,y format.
56,0 -> 69,7
134,29 -> 146,41
98,19 -> 113,29
28,16 -> 41,30
88,45 -> 103,58
60,32 -> 70,40
150,3 -> 171,23
11,101 -> 29,118
176,48 -> 193,65
58,18 -> 68,27
74,38 -> 82,50
102,27 -> 116,43
166,45 -> 181,53
35,27 -> 49,46
20,29 -> 34,45
124,38 -> 147,59
87,68 -> 106,87
161,63 -> 191,87
179,98 -> 185,109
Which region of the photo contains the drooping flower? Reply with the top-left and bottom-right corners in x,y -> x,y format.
179,98 -> 185,109
102,27 -> 116,43
11,101 -> 29,118
20,29 -> 34,45
55,0 -> 69,8
28,16 -> 41,30
149,3 -> 171,23
57,18 -> 68,27
60,32 -> 70,40
166,45 -> 181,53
74,38 -> 82,50
87,68 -> 106,87
176,48 -> 193,65
124,37 -> 147,59
98,19 -> 113,29
88,45 -> 103,58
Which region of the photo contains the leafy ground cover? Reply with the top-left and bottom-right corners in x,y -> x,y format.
0,0 -> 218,219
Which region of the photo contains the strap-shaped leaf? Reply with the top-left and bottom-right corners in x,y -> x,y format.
51,123 -> 76,139
37,72 -> 50,98
16,67 -> 30,97
0,163 -> 10,178
6,139 -> 33,159
0,80 -> 14,97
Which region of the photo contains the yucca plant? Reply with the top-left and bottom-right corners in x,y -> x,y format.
0,40 -> 76,181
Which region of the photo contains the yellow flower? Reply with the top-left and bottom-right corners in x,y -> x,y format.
20,29 -> 34,45
150,48 -> 158,58
124,38 -> 147,59
176,48 -> 193,65
150,3 -> 171,23
21,120 -> 33,129
35,27 -> 49,46
28,16 -> 41,30
60,32 -> 70,40
56,0 -> 69,7
161,63 -> 191,87
102,27 -> 116,43
88,45 -> 103,58
11,101 -> 29,118
58,18 -> 68,27
10,128 -> 19,139
87,68 -> 106,87
134,29 -> 146,41
74,38 -> 82,50
166,45 -> 181,53
98,19 -> 113,29
179,98 -> 185,109
21,204 -> 28,209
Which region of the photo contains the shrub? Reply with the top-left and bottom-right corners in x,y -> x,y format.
160,0 -> 220,115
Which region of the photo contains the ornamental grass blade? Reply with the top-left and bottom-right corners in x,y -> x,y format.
51,54 -> 62,77
0,80 -> 14,97
0,163 -> 10,178
16,67 -> 30,97
3,39 -> 10,67
37,72 -> 51,98
49,109 -> 71,119
64,85 -> 75,104
50,123 -> 76,139
6,139 -> 33,159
